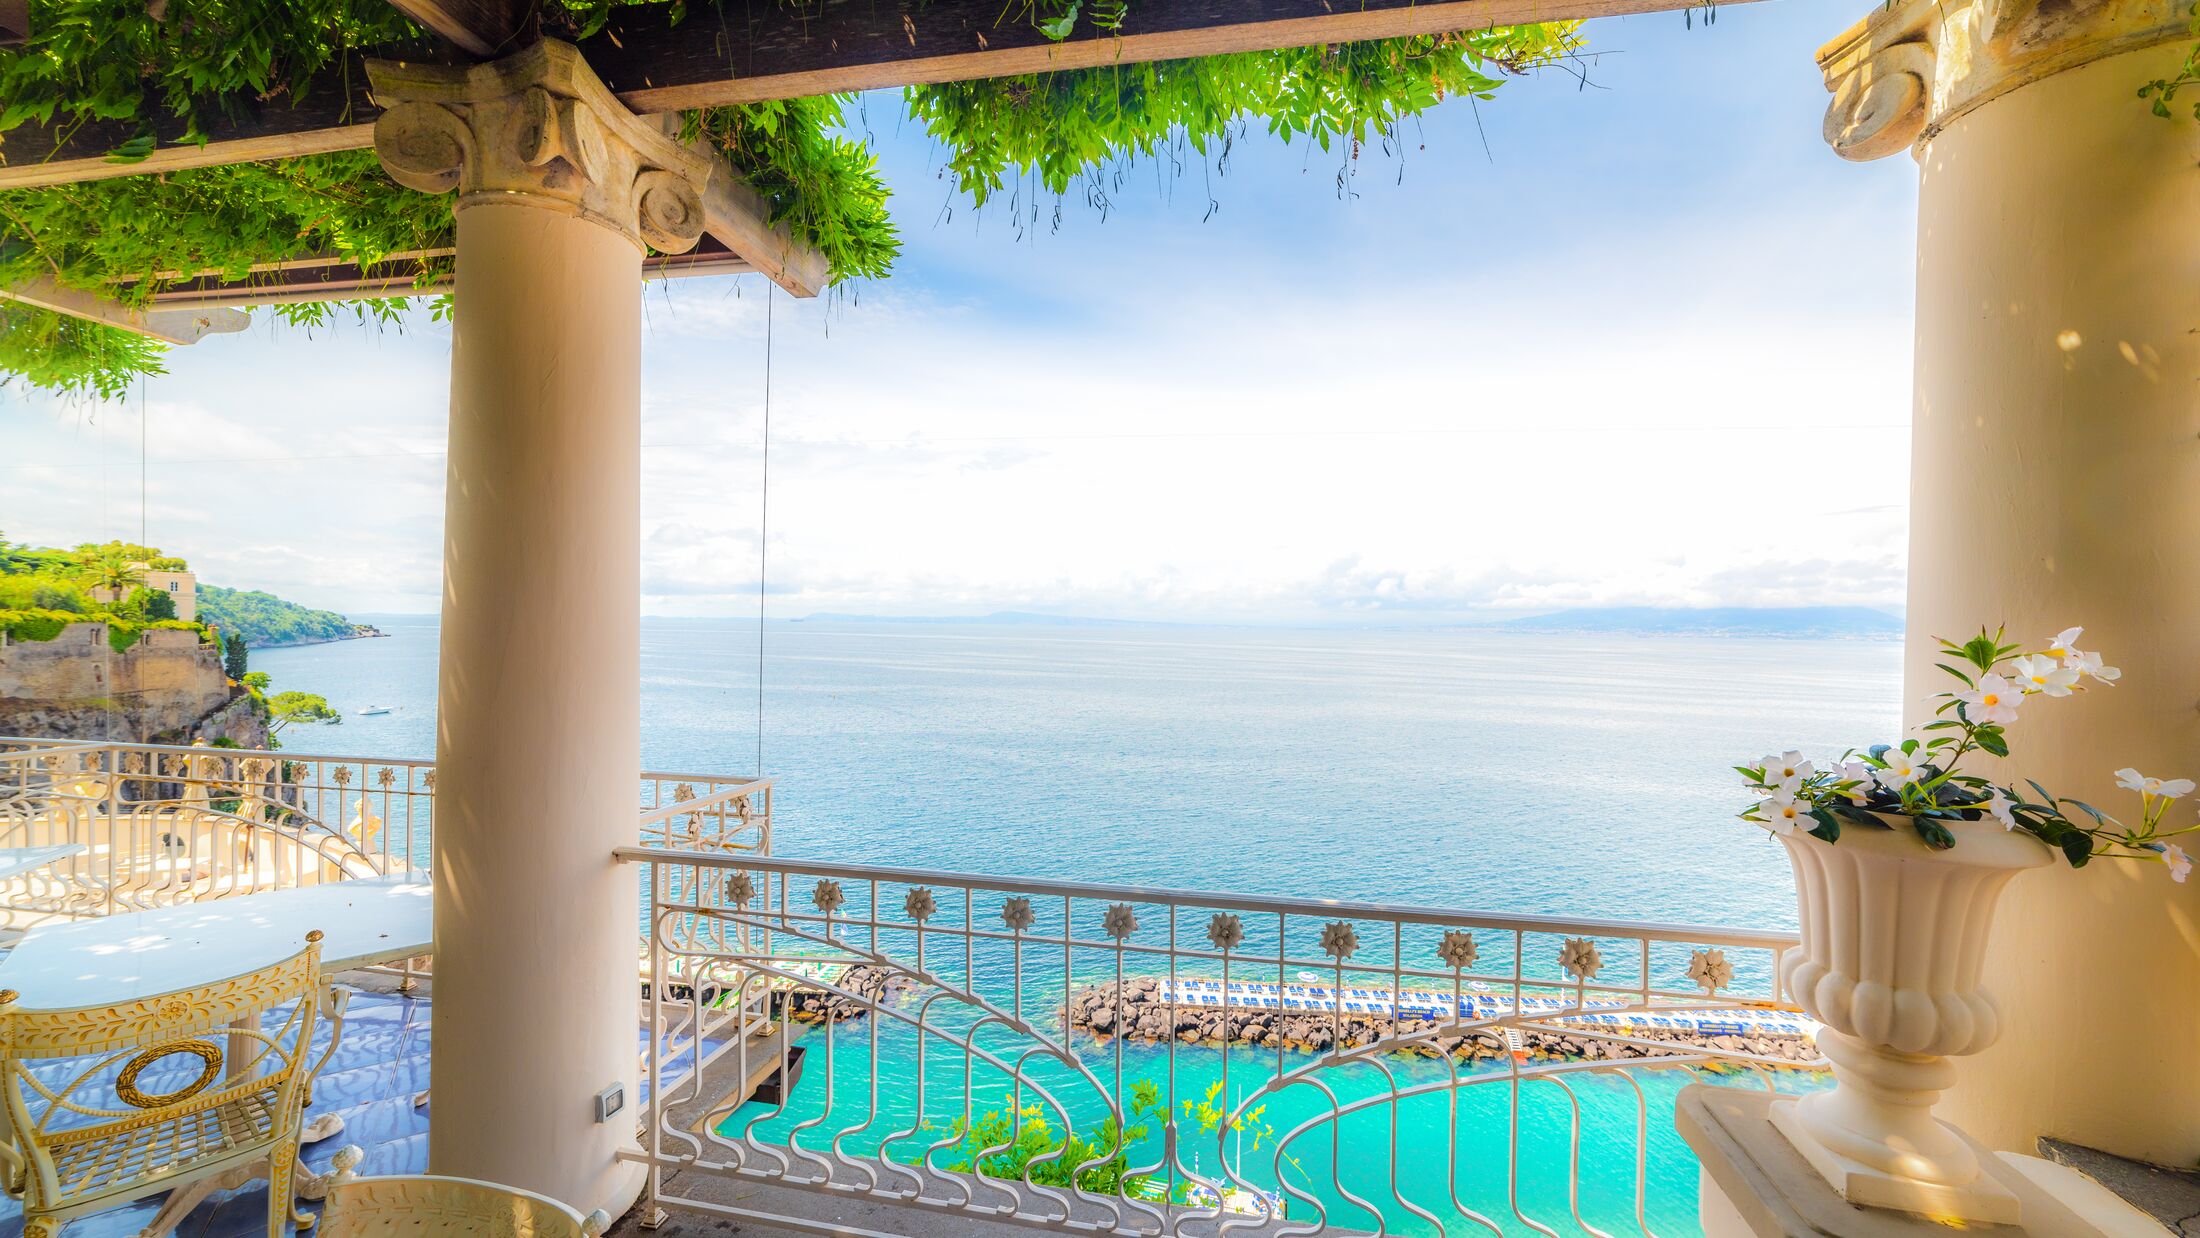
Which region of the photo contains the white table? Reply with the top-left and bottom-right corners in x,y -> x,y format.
0,844 -> 85,883
0,875 -> 431,1008
0,877 -> 432,1234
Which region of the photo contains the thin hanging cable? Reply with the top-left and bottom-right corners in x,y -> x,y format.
756,284 -> 773,777
139,378 -> 148,548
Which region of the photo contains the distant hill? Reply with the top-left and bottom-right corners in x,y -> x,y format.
199,585 -> 380,648
1497,606 -> 1902,638
796,611 -> 1158,627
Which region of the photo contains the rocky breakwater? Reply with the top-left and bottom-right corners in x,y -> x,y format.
1069,978 -> 1818,1065
786,966 -> 903,1023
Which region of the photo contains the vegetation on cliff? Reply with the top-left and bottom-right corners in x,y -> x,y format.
0,535 -> 209,653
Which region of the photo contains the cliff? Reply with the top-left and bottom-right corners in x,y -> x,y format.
0,624 -> 268,745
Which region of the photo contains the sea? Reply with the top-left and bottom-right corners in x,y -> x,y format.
256,617 -> 1901,1235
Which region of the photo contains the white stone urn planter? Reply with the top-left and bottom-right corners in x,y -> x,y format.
1770,811 -> 2050,1222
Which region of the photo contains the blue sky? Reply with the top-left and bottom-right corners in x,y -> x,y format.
0,0 -> 1919,622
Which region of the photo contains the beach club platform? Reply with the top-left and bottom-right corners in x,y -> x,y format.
1150,978 -> 1818,1039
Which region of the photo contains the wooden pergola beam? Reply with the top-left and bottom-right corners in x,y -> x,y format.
385,0 -> 537,57
0,0 -> 1747,191
0,276 -> 251,344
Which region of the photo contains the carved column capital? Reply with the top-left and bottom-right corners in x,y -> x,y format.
367,40 -> 712,253
1817,0 -> 2187,161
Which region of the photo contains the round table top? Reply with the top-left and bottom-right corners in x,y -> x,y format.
0,876 -> 431,1009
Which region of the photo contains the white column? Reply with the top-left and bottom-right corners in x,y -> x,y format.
1818,1 -> 2200,1164
370,41 -> 710,1217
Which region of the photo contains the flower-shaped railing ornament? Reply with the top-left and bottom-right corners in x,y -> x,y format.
1001,897 -> 1036,933
904,887 -> 938,923
1101,903 -> 1138,940
331,765 -> 352,787
1687,947 -> 1733,996
1558,937 -> 1603,982
1437,930 -> 1479,971
672,783 -> 696,803
376,766 -> 396,788
725,872 -> 757,909
1319,921 -> 1360,962
1206,913 -> 1244,953
120,751 -> 146,775
812,879 -> 846,915
420,769 -> 436,790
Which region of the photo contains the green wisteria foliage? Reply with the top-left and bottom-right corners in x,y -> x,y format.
0,0 -> 1579,396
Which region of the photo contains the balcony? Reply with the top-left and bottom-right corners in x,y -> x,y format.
0,736 -> 1823,1237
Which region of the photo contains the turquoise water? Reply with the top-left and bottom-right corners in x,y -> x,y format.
256,619 -> 1891,1234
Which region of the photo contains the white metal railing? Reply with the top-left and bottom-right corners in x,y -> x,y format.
619,848 -> 1824,1238
0,738 -> 771,932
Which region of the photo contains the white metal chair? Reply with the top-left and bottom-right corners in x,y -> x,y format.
0,932 -> 326,1237
318,1146 -> 611,1237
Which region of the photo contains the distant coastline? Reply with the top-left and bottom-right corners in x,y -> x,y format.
249,624 -> 388,650
791,605 -> 1904,640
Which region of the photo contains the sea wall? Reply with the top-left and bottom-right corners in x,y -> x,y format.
1067,978 -> 1817,1064
0,624 -> 266,745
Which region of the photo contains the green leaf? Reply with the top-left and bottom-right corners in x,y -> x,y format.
1911,817 -> 1957,850
1935,663 -> 1976,687
2060,832 -> 2093,867
1808,817 -> 1840,843
1975,728 -> 2008,758
1963,633 -> 2001,671
103,132 -> 157,164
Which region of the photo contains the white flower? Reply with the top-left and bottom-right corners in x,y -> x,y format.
2166,844 -> 2191,884
1957,673 -> 2023,725
1984,787 -> 2018,830
1761,751 -> 1814,791
1756,796 -> 1809,834
2068,649 -> 2121,684
1875,748 -> 1922,790
2045,627 -> 2084,660
2009,654 -> 2079,698
1837,760 -> 1876,805
2115,768 -> 2196,799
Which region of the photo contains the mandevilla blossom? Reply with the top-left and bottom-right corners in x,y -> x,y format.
1875,748 -> 1922,791
2009,654 -> 2079,698
2167,844 -> 2192,884
1836,760 -> 1876,805
2045,626 -> 2084,660
1757,795 -> 1809,833
2068,648 -> 2120,683
1763,751 -> 1814,791
1957,673 -> 2024,724
2115,768 -> 2196,799
1985,787 -> 2018,831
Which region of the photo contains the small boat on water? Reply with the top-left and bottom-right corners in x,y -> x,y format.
358,705 -> 394,716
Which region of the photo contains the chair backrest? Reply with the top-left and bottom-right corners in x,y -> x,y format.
319,1151 -> 611,1237
0,932 -> 324,1205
